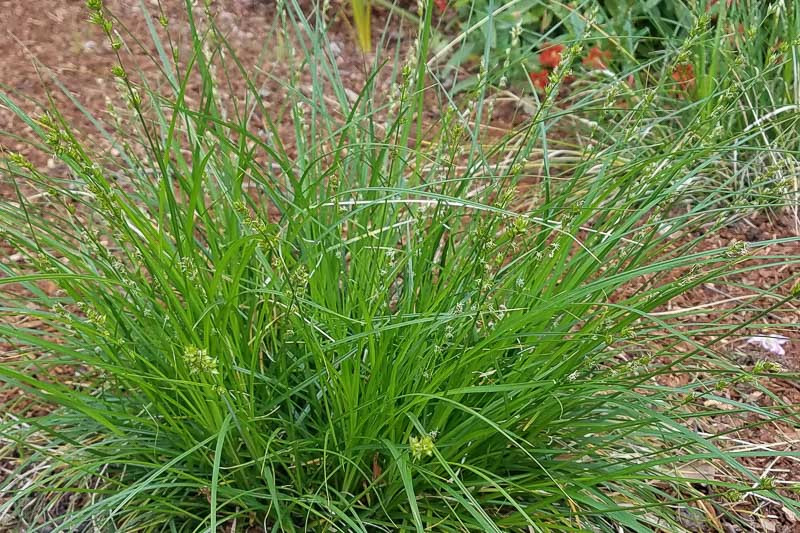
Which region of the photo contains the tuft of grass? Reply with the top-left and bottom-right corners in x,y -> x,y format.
0,0 -> 798,531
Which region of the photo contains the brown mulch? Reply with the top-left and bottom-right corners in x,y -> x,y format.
663,214 -> 800,531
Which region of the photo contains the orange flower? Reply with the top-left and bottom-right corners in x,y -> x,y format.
434,0 -> 447,12
539,44 -> 564,69
582,46 -> 611,69
671,63 -> 695,92
529,70 -> 549,90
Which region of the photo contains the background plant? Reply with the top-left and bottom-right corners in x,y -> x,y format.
0,0 -> 798,531
574,0 -> 800,216
432,0 -> 799,215
692,0 -> 800,213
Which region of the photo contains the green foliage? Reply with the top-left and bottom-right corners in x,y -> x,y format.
597,0 -> 692,53
434,0 -> 798,210
685,0 -> 800,206
0,0 -> 798,531
351,0 -> 372,51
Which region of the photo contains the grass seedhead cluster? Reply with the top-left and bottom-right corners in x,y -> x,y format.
0,0 -> 798,531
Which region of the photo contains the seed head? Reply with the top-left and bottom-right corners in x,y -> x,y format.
7,152 -> 34,170
725,239 -> 749,258
724,489 -> 742,503
184,345 -> 218,375
753,360 -> 783,374
759,476 -> 776,491
409,434 -> 435,461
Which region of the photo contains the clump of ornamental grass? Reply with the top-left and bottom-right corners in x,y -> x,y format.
710,0 -> 800,219
1,1 -> 799,531
564,3 -> 800,220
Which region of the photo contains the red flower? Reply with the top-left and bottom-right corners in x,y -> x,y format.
529,70 -> 549,90
671,63 -> 695,92
434,0 -> 447,12
707,0 -> 734,10
582,46 -> 611,69
539,44 -> 564,69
